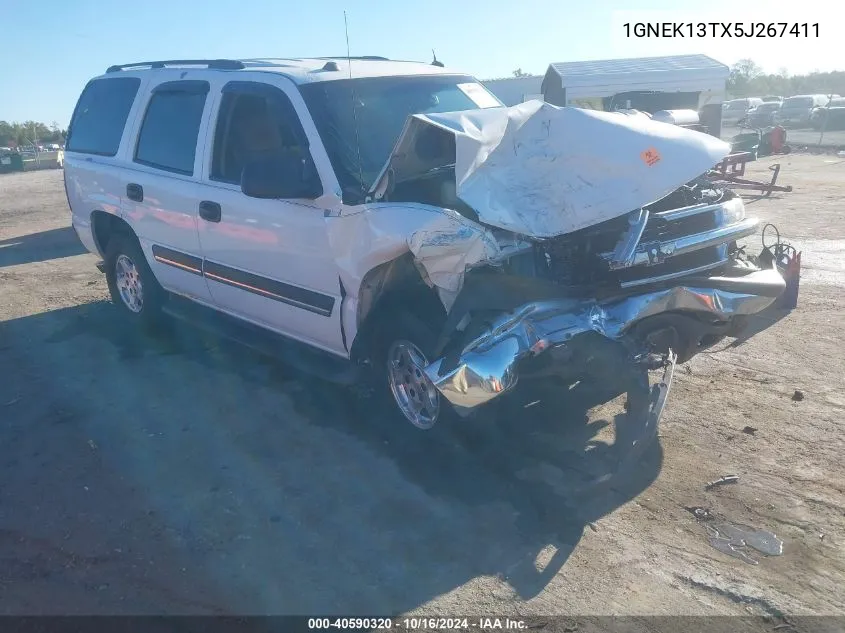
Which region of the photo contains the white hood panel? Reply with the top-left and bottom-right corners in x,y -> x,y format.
374,100 -> 731,238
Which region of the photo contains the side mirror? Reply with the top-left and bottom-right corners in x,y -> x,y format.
241,152 -> 322,200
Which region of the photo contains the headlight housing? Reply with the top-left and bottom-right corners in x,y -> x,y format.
718,197 -> 746,226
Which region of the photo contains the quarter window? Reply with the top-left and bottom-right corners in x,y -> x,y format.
66,77 -> 140,156
134,81 -> 209,175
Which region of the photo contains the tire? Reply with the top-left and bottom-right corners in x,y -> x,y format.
104,233 -> 166,328
372,306 -> 457,430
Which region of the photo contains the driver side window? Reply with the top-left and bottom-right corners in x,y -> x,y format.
210,86 -> 310,186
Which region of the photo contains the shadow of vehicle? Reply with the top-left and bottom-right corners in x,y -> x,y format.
728,302 -> 791,349
0,298 -> 663,613
743,194 -> 787,206
0,227 -> 86,268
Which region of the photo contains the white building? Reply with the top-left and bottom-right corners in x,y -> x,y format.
481,76 -> 544,106
541,54 -> 729,111
483,55 -> 728,111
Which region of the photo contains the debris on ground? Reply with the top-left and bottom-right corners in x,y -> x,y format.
688,506 -> 784,565
792,390 -> 805,401
742,426 -> 758,435
706,475 -> 740,490
705,521 -> 784,565
686,506 -> 713,520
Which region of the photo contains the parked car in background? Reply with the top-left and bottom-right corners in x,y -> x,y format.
811,97 -> 845,130
777,94 -> 840,127
743,101 -> 781,127
722,98 -> 763,126
761,95 -> 783,103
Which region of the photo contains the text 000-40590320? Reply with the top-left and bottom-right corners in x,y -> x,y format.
307,617 -> 530,630
623,22 -> 819,38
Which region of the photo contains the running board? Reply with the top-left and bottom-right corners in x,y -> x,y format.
162,294 -> 362,386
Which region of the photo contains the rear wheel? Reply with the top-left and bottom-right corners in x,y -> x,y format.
104,233 -> 166,327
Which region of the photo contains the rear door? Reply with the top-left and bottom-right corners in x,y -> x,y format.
120,76 -> 213,304
64,75 -> 146,256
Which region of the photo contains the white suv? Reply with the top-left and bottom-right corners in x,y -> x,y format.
65,58 -> 785,437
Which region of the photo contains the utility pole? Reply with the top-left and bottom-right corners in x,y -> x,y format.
32,122 -> 40,166
817,93 -> 834,147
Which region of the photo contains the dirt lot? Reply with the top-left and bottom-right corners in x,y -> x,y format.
0,156 -> 843,623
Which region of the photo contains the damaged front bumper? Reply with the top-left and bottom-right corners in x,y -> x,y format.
424,266 -> 785,416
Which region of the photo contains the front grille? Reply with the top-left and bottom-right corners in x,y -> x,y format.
641,210 -> 718,243
590,207 -> 719,253
540,204 -> 726,289
615,246 -> 724,286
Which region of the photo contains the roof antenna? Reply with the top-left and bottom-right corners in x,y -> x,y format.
431,49 -> 444,67
344,10 -> 366,200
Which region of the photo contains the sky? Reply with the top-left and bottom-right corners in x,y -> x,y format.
1,0 -> 837,125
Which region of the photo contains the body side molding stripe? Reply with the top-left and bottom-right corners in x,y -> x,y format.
151,245 -> 202,275
151,246 -> 335,317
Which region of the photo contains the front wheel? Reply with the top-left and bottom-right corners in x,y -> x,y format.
374,308 -> 456,430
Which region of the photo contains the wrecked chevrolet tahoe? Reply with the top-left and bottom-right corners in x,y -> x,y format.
65,58 -> 785,438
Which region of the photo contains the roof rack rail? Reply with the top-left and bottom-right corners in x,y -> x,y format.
106,59 -> 245,73
315,56 -> 390,61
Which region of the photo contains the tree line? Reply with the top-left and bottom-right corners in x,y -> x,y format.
727,59 -> 845,98
0,121 -> 67,148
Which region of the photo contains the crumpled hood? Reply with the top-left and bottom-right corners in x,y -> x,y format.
370,100 -> 731,238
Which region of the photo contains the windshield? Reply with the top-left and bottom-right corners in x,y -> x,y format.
758,103 -> 779,112
783,97 -> 813,109
300,75 -> 502,202
726,101 -> 748,111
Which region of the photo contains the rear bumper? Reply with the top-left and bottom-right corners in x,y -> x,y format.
424,266 -> 785,415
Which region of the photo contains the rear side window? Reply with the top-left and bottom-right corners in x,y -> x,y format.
66,77 -> 140,156
134,81 -> 209,175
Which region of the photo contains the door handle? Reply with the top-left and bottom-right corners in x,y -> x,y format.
199,200 -> 222,223
126,183 -> 143,202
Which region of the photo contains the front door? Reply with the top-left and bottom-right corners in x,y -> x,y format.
196,79 -> 346,357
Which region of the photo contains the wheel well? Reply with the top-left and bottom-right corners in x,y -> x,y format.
349,255 -> 446,362
91,211 -> 135,256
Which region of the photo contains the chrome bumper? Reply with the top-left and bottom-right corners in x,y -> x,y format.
424,267 -> 785,415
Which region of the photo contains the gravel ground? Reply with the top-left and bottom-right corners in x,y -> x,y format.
0,157 -> 843,624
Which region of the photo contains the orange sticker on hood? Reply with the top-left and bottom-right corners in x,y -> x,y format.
641,147 -> 661,166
